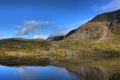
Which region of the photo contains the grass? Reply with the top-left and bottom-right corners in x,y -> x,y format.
0,37 -> 120,64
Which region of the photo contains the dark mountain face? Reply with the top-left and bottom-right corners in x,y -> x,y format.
65,29 -> 77,37
65,9 -> 120,41
90,9 -> 120,22
47,36 -> 64,41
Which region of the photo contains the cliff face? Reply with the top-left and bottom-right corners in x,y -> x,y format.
65,9 -> 120,41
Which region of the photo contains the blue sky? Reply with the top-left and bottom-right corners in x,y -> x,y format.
0,0 -> 120,39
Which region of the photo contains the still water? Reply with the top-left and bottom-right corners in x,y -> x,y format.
0,65 -> 80,80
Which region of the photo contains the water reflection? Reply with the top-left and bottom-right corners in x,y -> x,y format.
77,66 -> 120,80
0,65 -> 80,80
110,73 -> 120,80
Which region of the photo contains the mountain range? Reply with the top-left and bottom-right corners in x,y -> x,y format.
47,9 -> 120,41
65,9 -> 120,41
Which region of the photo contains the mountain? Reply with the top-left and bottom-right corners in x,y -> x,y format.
65,9 -> 120,41
47,36 -> 64,41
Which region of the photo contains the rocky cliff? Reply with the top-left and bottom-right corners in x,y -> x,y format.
65,9 -> 120,41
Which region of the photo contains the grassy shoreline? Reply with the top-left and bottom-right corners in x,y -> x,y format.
0,37 -> 120,80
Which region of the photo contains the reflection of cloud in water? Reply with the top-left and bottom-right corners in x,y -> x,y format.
18,66 -> 40,80
17,66 -> 79,80
0,65 -> 80,80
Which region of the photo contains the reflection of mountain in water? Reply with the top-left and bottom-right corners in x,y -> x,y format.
78,66 -> 120,80
110,73 -> 120,80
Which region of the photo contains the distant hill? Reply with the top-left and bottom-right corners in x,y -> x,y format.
47,36 -> 64,41
0,38 -> 51,51
65,9 -> 120,41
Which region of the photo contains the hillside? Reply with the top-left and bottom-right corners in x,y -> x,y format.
65,9 -> 120,41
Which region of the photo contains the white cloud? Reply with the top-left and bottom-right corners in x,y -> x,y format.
99,0 -> 120,12
14,20 -> 48,36
33,35 -> 49,39
14,19 -> 91,39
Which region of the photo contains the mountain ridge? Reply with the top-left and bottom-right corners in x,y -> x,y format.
65,9 -> 120,41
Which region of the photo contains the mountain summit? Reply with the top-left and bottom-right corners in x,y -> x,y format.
65,9 -> 120,41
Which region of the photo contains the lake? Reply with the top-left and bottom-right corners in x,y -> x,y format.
0,65 -> 80,80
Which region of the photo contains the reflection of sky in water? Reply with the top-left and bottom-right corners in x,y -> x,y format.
0,65 -> 80,80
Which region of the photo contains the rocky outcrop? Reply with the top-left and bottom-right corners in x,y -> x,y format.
65,9 -> 120,41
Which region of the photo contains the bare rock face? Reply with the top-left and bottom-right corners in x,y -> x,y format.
65,9 -> 120,41
65,22 -> 111,41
